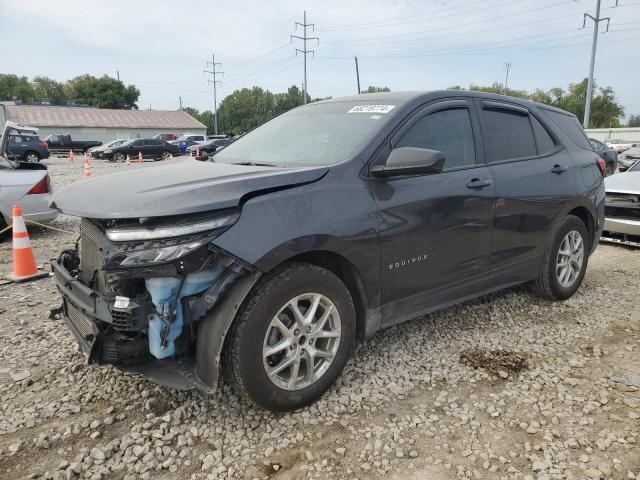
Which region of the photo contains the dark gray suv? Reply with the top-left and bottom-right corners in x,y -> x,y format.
6,133 -> 50,162
50,91 -> 605,411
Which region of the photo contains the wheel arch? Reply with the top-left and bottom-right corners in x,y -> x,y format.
283,250 -> 369,342
567,205 -> 595,250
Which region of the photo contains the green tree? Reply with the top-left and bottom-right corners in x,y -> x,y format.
32,76 -> 67,105
628,114 -> 640,127
0,74 -> 35,103
363,86 -> 391,93
66,74 -> 140,109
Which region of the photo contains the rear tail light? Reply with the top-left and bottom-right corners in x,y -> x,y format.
27,175 -> 51,195
39,141 -> 48,149
596,157 -> 606,177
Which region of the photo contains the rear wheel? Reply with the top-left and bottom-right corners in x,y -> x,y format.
161,151 -> 170,160
25,151 -> 40,162
531,215 -> 589,300
225,263 -> 355,411
112,152 -> 125,162
0,215 -> 8,242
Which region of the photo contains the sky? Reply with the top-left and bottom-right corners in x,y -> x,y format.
1,0 -> 639,118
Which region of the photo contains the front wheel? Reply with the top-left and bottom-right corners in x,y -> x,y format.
225,263 -> 355,411
111,152 -> 125,162
531,215 -> 589,300
160,151 -> 170,160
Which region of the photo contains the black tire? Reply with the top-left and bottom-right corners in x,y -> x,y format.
531,215 -> 590,301
24,151 -> 40,162
0,215 -> 8,242
225,263 -> 356,411
111,152 -> 125,163
160,151 -> 170,160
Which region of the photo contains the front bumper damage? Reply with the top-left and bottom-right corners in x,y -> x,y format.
51,222 -> 260,393
601,192 -> 640,248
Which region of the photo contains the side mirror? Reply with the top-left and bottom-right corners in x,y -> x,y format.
371,147 -> 445,177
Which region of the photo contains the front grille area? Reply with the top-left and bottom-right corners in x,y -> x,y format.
66,300 -> 98,340
111,309 -> 137,331
79,219 -> 105,285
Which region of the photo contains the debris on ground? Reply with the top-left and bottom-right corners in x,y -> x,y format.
459,348 -> 529,376
610,373 -> 640,388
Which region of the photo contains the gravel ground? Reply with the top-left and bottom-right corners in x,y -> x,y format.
0,156 -> 639,480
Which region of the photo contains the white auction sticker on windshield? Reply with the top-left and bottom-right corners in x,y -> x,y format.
348,105 -> 395,114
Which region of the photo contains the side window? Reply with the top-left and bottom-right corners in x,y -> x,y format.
531,116 -> 556,154
480,107 -> 537,161
542,108 -> 592,150
130,140 -> 143,147
589,139 -> 602,151
50,135 -> 59,143
9,136 -> 21,144
395,107 -> 476,168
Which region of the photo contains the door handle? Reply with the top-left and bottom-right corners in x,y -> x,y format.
466,177 -> 492,189
550,164 -> 568,174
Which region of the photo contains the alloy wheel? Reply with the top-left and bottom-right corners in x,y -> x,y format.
263,293 -> 342,391
26,153 -> 38,162
556,230 -> 584,288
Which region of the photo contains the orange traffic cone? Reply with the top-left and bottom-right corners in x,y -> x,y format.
68,150 -> 75,162
137,151 -> 143,164
196,148 -> 200,157
125,154 -> 131,167
4,205 -> 47,282
188,149 -> 192,157
83,157 -> 92,177
169,153 -> 174,160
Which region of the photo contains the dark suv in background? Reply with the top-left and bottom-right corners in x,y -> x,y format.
6,133 -> 50,162
102,138 -> 179,162
51,91 -> 605,412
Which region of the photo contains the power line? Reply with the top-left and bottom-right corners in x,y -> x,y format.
291,10 -> 319,104
204,54 -> 224,135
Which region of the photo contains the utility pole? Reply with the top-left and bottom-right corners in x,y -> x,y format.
354,56 -> 361,94
582,0 -> 614,128
204,54 -> 224,135
503,62 -> 511,93
116,70 -> 120,81
179,96 -> 182,110
291,11 -> 319,104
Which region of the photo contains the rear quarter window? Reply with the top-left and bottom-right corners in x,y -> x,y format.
542,109 -> 592,150
480,107 -> 537,161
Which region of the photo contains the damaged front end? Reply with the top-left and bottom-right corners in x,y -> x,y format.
52,211 -> 259,392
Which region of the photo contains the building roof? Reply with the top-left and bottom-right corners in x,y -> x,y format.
3,104 -> 206,130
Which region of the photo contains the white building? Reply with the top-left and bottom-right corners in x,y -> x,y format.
585,127 -> 640,143
0,102 -> 206,143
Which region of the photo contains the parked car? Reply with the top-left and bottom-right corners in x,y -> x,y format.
102,138 -> 179,162
589,138 -> 617,175
0,122 -> 57,239
175,134 -> 205,154
152,133 -> 178,142
601,161 -> 640,247
605,139 -> 635,153
618,145 -> 640,172
186,137 -> 237,157
88,139 -> 128,159
6,133 -> 50,162
50,91 -> 605,411
44,134 -> 102,153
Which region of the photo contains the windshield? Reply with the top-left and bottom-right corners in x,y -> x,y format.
213,101 -> 394,167
629,161 -> 640,172
106,139 -> 126,147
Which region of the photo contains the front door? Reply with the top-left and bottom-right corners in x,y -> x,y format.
371,99 -> 495,326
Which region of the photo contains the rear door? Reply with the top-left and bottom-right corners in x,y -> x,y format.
475,99 -> 577,280
144,139 -> 162,157
128,139 -> 144,156
7,136 -> 27,159
371,99 -> 495,326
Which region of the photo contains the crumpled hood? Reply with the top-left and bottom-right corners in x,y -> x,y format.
605,171 -> 640,195
51,160 -> 328,219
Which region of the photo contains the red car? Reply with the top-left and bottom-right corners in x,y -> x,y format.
152,133 -> 178,142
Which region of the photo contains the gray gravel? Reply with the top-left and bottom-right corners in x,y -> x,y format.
0,156 -> 639,479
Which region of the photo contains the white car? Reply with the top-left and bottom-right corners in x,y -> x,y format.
605,139 -> 635,153
602,161 -> 640,247
0,122 -> 58,237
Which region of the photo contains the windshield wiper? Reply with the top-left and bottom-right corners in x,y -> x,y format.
232,161 -> 281,167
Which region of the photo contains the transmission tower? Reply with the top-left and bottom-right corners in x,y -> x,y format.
291,11 -> 319,104
204,54 -> 224,135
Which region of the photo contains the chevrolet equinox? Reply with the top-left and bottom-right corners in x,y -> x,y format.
50,91 -> 605,411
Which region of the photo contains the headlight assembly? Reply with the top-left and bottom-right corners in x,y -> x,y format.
106,241 -> 204,268
106,214 -> 239,242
